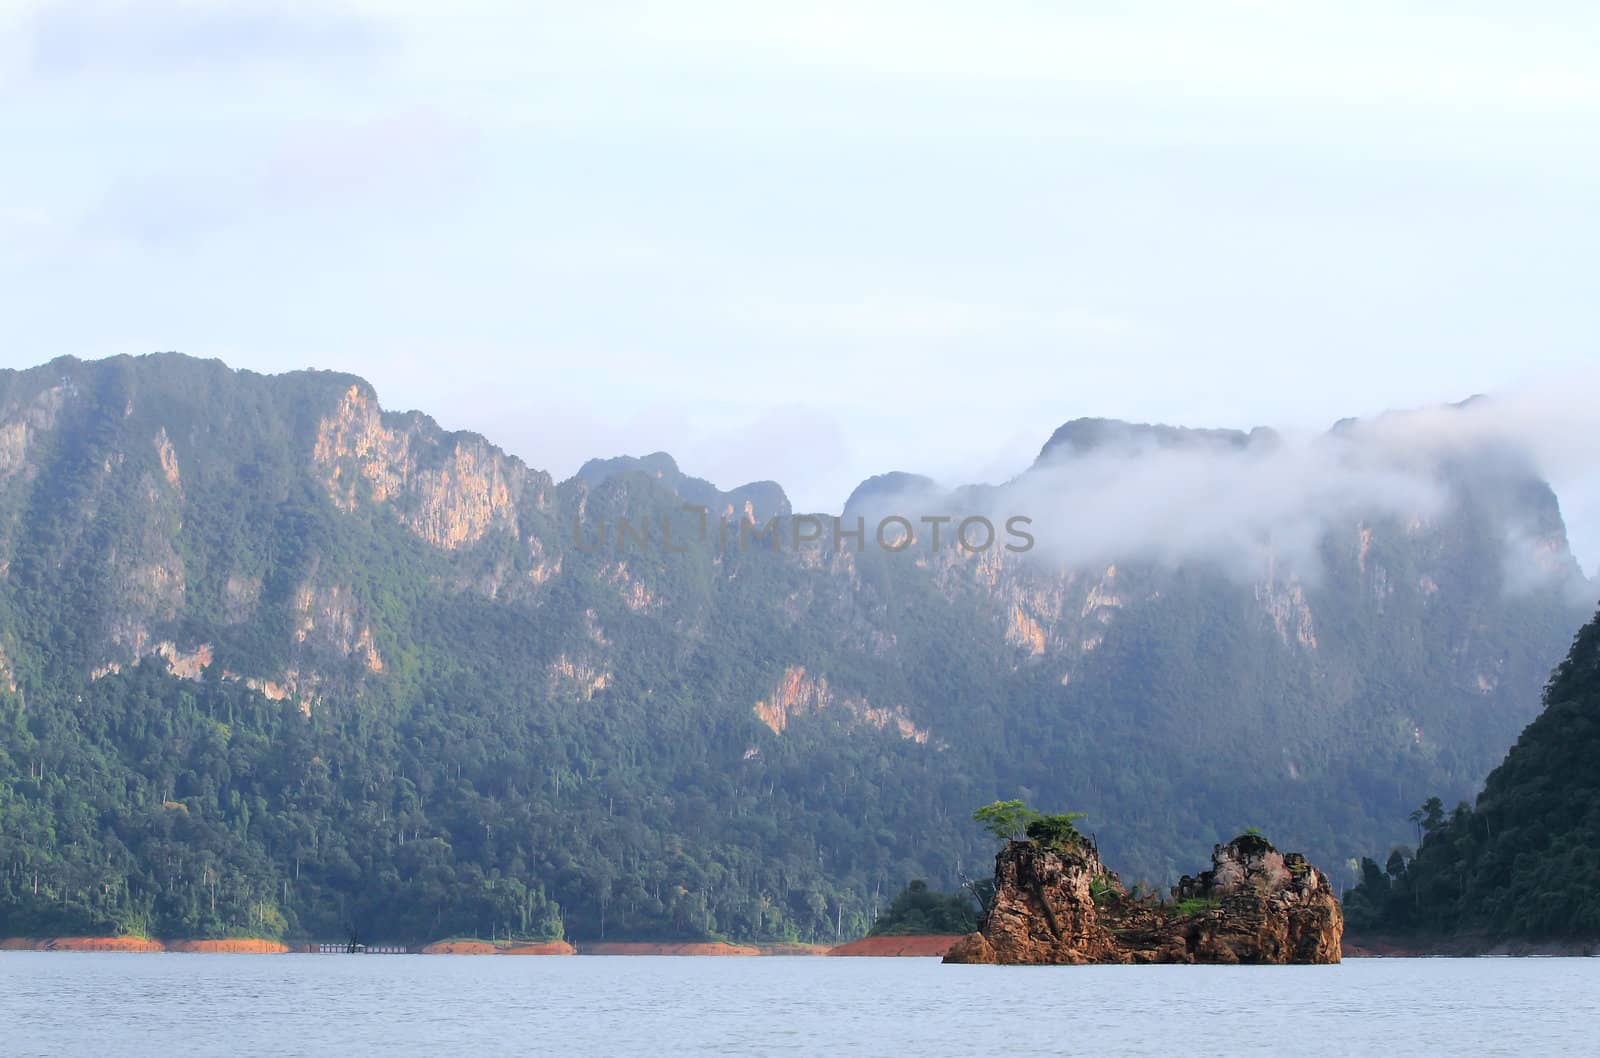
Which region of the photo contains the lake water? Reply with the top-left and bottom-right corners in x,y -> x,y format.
2,953 -> 1594,1056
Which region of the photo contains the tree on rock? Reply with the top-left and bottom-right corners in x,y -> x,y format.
973,801 -> 1089,850
973,800 -> 1039,841
1025,813 -> 1088,850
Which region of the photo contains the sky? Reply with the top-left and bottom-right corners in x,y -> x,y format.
2,2 -> 1597,571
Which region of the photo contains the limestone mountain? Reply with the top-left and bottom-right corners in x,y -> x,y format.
1033,417 -> 1273,461
575,452 -> 790,525
0,353 -> 1590,944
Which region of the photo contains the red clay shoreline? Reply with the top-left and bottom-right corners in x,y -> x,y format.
420,940 -> 576,955
17,933 -> 1440,957
579,941 -> 760,956
0,937 -> 288,953
827,935 -> 964,957
756,943 -> 831,956
0,937 -> 797,955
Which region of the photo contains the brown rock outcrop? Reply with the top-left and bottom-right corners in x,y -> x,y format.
944,834 -> 1342,965
752,665 -> 934,744
312,384 -> 532,551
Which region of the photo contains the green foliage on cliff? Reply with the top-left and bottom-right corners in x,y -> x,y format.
866,880 -> 978,936
973,800 -> 1087,851
1026,813 -> 1089,851
973,800 -> 1037,842
1345,605 -> 1600,938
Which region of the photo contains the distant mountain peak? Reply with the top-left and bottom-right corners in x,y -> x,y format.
842,472 -> 942,517
573,451 -> 790,521
1033,417 -> 1272,467
575,451 -> 682,484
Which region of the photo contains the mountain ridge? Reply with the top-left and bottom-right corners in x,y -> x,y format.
0,352 -> 1590,946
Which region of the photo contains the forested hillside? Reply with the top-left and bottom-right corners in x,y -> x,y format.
1345,605 -> 1600,938
0,354 -> 1589,944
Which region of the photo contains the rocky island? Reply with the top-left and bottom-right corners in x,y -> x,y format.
944,827 -> 1343,965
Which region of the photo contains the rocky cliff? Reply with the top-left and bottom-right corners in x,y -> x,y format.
944,834 -> 1342,965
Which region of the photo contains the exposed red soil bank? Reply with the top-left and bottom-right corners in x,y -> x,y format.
167,939 -> 289,954
827,935 -> 963,957
579,942 -> 760,956
2,937 -> 293,953
420,940 -> 576,955
1,937 -> 165,952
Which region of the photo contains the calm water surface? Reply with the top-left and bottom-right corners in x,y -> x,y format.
2,952 -> 1594,1056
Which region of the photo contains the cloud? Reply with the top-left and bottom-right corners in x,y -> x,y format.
82,109 -> 475,246
0,204 -> 56,243
1350,377 -> 1600,582
1006,427 -> 1451,583
595,1 -> 1600,112
857,384 -> 1600,591
24,0 -> 387,78
728,294 -> 1131,341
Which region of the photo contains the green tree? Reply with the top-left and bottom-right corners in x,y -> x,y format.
973,800 -> 1039,842
867,880 -> 978,936
1025,812 -> 1088,850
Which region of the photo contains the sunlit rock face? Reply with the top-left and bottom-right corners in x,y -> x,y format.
313,383 -> 534,550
